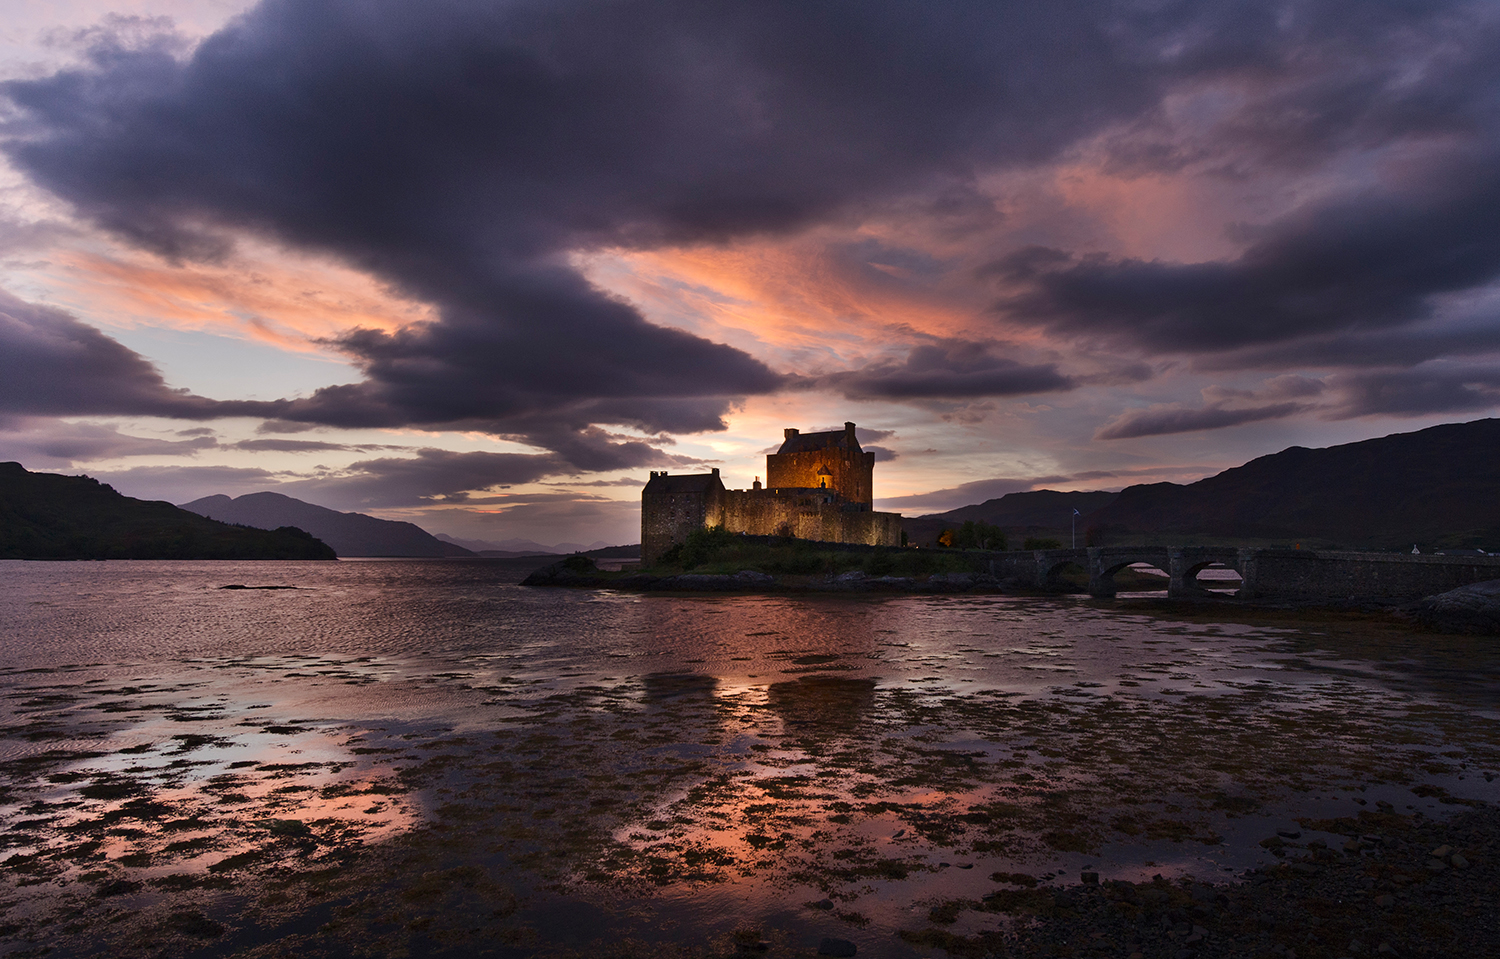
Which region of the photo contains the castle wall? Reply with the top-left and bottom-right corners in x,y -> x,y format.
641,473 -> 724,566
711,489 -> 901,548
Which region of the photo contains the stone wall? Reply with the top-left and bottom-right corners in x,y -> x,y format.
711,489 -> 901,548
1239,549 -> 1500,601
641,471 -> 724,566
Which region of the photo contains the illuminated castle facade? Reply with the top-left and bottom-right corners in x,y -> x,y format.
641,422 -> 903,565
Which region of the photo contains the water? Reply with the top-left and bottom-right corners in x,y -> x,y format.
1,558 -> 1497,957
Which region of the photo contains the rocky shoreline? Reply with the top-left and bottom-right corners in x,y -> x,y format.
893,803 -> 1500,959
522,559 -> 1500,634
522,560 -> 1011,593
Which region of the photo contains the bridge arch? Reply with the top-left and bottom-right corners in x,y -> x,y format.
1042,557 -> 1089,592
1187,559 -> 1243,595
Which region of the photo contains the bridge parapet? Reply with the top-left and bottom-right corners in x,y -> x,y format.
983,546 -> 1500,602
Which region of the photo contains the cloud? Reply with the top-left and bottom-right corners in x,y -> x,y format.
1001,148 -> 1500,357
0,418 -> 219,468
1330,366 -> 1500,417
227,438 -> 408,453
0,288 -> 264,420
0,0 -> 1243,451
822,340 -> 1074,400
6,0 -> 1500,469
1095,402 -> 1310,440
91,464 -> 287,504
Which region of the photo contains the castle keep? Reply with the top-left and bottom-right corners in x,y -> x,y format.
641,422 -> 903,565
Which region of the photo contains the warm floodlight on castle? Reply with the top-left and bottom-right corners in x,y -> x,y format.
640,422 -> 903,565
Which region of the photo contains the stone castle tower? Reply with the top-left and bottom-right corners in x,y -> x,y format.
641,422 -> 901,565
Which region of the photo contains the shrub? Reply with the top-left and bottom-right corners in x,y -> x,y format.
1022,537 -> 1064,550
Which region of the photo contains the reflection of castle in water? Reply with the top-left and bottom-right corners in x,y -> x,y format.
639,672 -> 719,703
766,676 -> 877,736
641,422 -> 903,565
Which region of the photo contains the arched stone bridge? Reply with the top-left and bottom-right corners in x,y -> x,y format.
985,546 -> 1500,601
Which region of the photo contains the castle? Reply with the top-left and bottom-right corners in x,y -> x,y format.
641,422 -> 904,565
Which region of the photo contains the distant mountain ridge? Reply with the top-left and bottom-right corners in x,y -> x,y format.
0,463 -> 334,560
182,492 -> 474,558
434,533 -> 626,557
1083,418 -> 1500,549
904,489 -> 1118,547
909,418 -> 1500,551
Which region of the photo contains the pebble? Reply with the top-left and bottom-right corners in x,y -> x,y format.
1450,852 -> 1469,869
818,937 -> 857,957
1277,826 -> 1302,839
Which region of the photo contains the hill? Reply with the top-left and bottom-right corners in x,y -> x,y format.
182,492 -> 474,557
0,463 -> 334,560
904,489 -> 1119,547
1083,418 -> 1500,549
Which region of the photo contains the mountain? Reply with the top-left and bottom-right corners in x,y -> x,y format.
435,533 -> 561,555
0,463 -> 334,560
182,492 -> 474,558
1082,418 -> 1500,549
435,534 -> 628,557
904,489 -> 1119,547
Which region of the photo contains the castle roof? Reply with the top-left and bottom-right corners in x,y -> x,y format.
776,423 -> 862,455
642,470 -> 723,494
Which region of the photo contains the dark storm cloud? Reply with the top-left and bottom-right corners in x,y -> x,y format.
824,341 -> 1073,400
1095,402 -> 1310,440
1001,150 -> 1500,356
0,0 -> 1241,454
6,0 -> 1498,454
0,289 -> 268,420
1331,366 -> 1500,417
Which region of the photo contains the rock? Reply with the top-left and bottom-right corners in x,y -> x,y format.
818,937 -> 857,957
1081,870 -> 1099,884
1426,858 -> 1447,872
832,571 -> 867,588
1277,826 -> 1302,839
1430,844 -> 1453,858
1413,579 -> 1500,635
811,898 -> 834,910
1449,852 -> 1469,868
1374,894 -> 1395,907
1376,943 -> 1396,955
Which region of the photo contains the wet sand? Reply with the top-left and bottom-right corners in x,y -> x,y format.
0,559 -> 1495,957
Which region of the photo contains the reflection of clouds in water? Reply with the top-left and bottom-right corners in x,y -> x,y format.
3,562 -> 1500,953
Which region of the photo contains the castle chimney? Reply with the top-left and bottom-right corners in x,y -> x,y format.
711,467 -> 719,475
785,428 -> 799,439
845,421 -> 856,436
753,476 -> 762,490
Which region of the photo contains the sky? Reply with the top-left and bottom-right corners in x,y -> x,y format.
1,0 -> 1498,548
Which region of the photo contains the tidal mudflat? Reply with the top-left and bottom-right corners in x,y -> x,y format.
0,559 -> 1496,958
